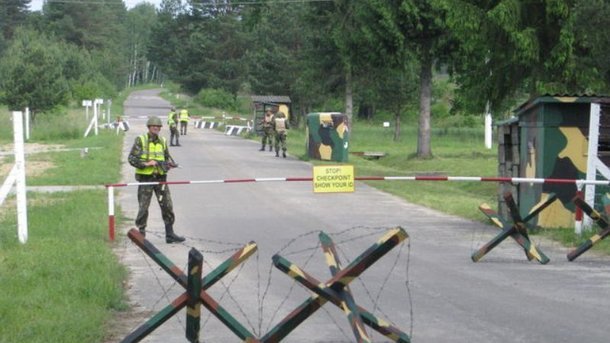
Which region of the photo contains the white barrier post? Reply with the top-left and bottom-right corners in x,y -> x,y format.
107,186 -> 115,241
484,101 -> 492,149
106,99 -> 112,127
13,111 -> 28,244
583,103 -> 601,231
82,100 -> 92,121
24,108 -> 30,141
0,165 -> 17,206
94,99 -> 103,136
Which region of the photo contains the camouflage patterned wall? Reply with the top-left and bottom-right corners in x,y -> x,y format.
518,102 -> 589,228
306,112 -> 350,162
502,96 -> 610,228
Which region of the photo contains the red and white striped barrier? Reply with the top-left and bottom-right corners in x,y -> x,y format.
105,176 -> 609,241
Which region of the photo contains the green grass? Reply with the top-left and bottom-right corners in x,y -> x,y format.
0,107 -> 127,342
0,191 -> 126,342
27,131 -> 123,186
280,121 -> 498,221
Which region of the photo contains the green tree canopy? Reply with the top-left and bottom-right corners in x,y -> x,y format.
0,28 -> 70,117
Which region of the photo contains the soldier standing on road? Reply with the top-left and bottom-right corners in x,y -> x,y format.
272,111 -> 289,158
259,109 -> 274,151
179,108 -> 190,135
128,116 -> 185,244
168,107 -> 181,146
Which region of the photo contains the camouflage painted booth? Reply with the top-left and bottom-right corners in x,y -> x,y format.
306,112 -> 350,162
497,95 -> 610,228
250,95 -> 291,135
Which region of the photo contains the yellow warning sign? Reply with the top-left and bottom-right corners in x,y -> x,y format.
313,165 -> 355,193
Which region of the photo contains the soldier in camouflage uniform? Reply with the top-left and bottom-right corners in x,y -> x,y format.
128,116 -> 185,243
168,107 -> 181,146
272,111 -> 289,158
259,110 -> 274,151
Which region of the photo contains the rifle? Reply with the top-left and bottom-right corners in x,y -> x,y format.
158,160 -> 179,173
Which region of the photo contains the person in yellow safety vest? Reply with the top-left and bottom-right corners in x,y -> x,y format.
179,108 -> 190,135
127,116 -> 185,244
272,111 -> 289,158
168,107 -> 181,146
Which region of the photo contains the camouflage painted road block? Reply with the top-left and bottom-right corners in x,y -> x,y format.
567,193 -> 610,261
306,112 -> 350,162
122,229 -> 259,343
262,227 -> 410,343
186,248 -> 203,342
473,192 -> 557,264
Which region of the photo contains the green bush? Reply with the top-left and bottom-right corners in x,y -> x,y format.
71,76 -> 116,102
196,88 -> 237,111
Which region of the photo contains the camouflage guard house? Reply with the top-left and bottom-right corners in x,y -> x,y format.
250,95 -> 291,135
306,112 -> 350,162
497,95 -> 610,228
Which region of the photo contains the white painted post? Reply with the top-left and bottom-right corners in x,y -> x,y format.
94,99 -> 103,136
82,100 -> 92,121
84,102 -> 98,137
583,103 -> 601,231
107,186 -> 115,241
13,111 -> 28,244
96,98 -> 104,123
0,165 -> 17,206
24,108 -> 30,141
484,101 -> 492,149
106,99 -> 112,127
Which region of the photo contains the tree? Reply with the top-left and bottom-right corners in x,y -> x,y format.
126,3 -> 159,87
445,0 -> 610,115
0,28 -> 69,119
357,0 -> 454,158
43,0 -> 129,88
0,0 -> 30,55
0,0 -> 30,41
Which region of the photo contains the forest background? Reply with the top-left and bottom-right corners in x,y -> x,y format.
1,1 -> 610,341
1,0 -> 610,159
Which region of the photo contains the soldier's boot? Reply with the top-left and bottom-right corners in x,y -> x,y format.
176,140 -> 181,147
138,227 -> 146,238
259,144 -> 265,151
269,145 -> 273,152
165,224 -> 185,244
275,150 -> 279,157
282,150 -> 286,158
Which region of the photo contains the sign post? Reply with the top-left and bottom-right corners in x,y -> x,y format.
82,100 -> 92,121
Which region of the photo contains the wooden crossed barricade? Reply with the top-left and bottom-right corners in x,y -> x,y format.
472,192 -> 557,264
262,227 -> 411,343
122,227 -> 411,342
567,193 -> 610,261
121,229 -> 259,343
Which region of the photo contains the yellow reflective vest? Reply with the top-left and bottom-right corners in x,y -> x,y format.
168,111 -> 177,127
179,109 -> 189,122
135,134 -> 167,175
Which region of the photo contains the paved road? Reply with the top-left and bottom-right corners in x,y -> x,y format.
114,89 -> 610,343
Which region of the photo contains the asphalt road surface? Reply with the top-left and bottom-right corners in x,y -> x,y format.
114,89 -> 610,343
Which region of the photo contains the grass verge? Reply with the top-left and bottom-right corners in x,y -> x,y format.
0,191 -> 126,342
0,108 -> 127,342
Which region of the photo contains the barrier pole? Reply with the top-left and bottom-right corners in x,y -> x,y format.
108,186 -> 115,241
